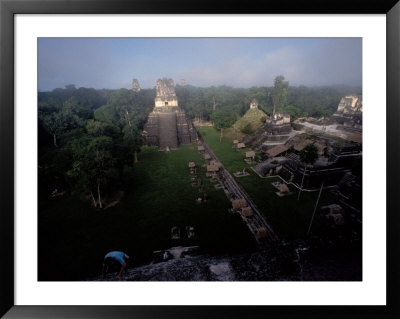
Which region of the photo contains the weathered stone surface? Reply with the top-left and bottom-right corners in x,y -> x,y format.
333,95 -> 362,116
144,78 -> 196,150
154,78 -> 179,109
293,94 -> 362,140
250,99 -> 258,109
244,113 -> 295,151
90,241 -> 361,281
332,94 -> 362,128
159,113 -> 178,149
131,78 -> 141,92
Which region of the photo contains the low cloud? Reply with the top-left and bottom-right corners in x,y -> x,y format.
39,38 -> 361,91
179,43 -> 361,88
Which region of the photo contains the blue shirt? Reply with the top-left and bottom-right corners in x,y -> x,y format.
104,251 -> 129,265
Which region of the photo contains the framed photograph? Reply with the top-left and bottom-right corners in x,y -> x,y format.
1,0 -> 399,318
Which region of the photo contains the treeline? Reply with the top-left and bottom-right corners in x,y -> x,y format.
176,81 -> 361,129
38,85 -> 154,207
39,80 -> 361,205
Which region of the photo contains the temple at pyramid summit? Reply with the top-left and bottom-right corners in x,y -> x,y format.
143,78 -> 197,150
131,78 -> 141,92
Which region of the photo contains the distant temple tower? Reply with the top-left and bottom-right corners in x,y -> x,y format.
144,78 -> 197,150
333,95 -> 362,117
131,79 -> 141,92
332,94 -> 362,127
250,99 -> 258,109
179,79 -> 187,86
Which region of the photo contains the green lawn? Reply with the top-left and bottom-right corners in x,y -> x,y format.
39,144 -> 256,281
198,126 -> 339,239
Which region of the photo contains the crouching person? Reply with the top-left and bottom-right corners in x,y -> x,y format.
102,251 -> 130,279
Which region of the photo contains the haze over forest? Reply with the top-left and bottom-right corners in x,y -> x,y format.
38,37 -> 363,281
38,38 -> 362,91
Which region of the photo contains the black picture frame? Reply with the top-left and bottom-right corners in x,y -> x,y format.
1,0 -> 399,318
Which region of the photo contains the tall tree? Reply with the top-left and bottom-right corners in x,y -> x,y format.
39,111 -> 66,147
272,75 -> 289,115
67,136 -> 117,208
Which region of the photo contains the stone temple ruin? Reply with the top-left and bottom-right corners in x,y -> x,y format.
244,113 -> 298,151
250,99 -> 258,109
294,94 -> 362,143
144,78 -> 197,150
249,94 -> 363,212
131,79 -> 141,92
333,95 -> 362,119
332,95 -> 362,128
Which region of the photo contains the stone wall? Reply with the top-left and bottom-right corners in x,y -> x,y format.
266,113 -> 291,125
264,123 -> 292,135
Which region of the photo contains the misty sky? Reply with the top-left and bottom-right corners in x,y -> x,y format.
38,38 -> 362,91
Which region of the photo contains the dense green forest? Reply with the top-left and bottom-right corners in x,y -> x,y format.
38,85 -> 155,207
175,79 -> 361,129
38,80 -> 361,204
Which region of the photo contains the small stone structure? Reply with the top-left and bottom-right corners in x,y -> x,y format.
250,99 -> 258,109
244,113 -> 296,152
322,204 -> 345,225
232,199 -> 247,210
245,151 -> 255,160
233,168 -> 250,177
279,183 -> 289,193
186,226 -> 196,239
264,113 -> 292,134
144,78 -> 197,150
131,79 -> 141,92
254,227 -> 268,239
188,162 -> 196,168
271,181 -> 291,197
207,164 -> 220,173
266,145 -> 289,158
241,207 -> 253,217
171,226 -> 181,240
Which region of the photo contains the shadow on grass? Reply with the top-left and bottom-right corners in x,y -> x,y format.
38,144 -> 256,281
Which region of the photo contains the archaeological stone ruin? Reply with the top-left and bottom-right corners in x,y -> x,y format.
333,95 -> 362,119
244,113 -> 298,151
250,99 -> 259,109
143,78 -> 197,150
245,93 -> 362,210
131,78 -> 141,92
294,94 -> 362,142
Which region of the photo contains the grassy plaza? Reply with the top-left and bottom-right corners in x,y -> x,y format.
39,144 -> 255,280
